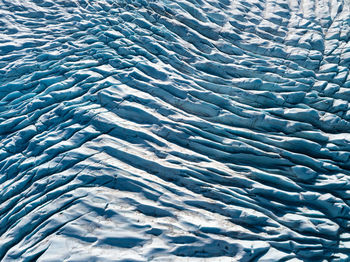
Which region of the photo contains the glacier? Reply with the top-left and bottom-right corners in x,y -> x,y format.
0,0 -> 350,260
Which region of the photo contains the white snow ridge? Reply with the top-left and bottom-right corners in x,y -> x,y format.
0,0 -> 350,261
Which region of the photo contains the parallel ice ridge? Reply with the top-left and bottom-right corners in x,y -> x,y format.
0,0 -> 350,260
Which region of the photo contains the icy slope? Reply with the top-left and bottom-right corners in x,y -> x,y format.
0,0 -> 350,260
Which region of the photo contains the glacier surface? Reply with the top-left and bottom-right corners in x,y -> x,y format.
0,0 -> 350,260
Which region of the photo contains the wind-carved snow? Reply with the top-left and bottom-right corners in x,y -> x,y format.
0,0 -> 350,260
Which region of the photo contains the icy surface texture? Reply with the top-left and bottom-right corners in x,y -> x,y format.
0,0 -> 350,261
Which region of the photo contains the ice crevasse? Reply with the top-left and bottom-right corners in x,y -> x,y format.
0,0 -> 350,261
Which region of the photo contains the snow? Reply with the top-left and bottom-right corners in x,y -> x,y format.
0,0 -> 350,260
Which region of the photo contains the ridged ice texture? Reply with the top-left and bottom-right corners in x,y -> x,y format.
0,0 -> 350,261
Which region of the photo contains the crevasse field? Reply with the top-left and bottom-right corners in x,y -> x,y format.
0,0 -> 349,261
